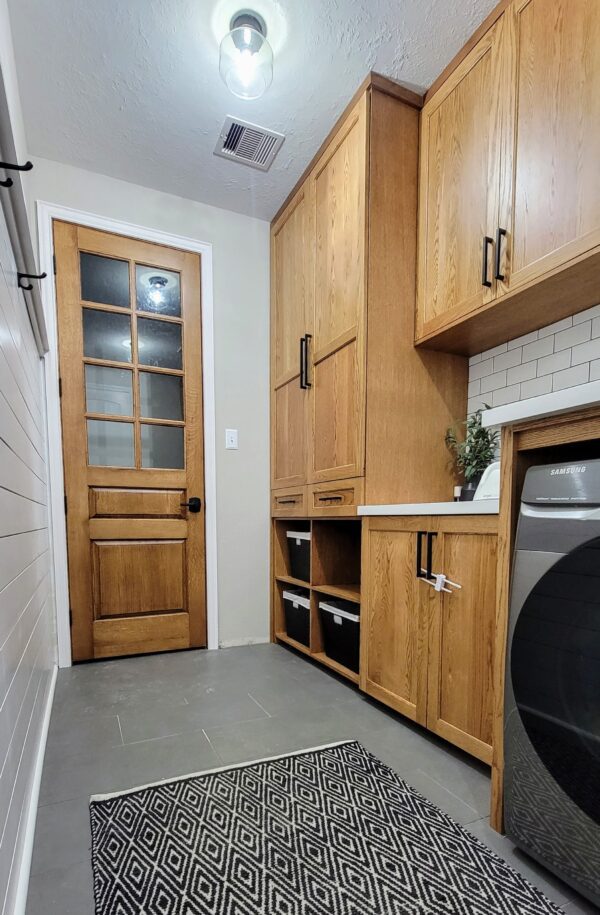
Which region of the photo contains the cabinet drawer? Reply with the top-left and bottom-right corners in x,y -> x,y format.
309,478 -> 365,517
272,487 -> 307,517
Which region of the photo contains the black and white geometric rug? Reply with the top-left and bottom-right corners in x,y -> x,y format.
90,740 -> 564,914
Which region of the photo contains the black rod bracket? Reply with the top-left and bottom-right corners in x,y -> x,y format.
0,160 -> 33,173
18,271 -> 47,291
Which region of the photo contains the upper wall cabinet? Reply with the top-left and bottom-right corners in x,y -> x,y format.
311,95 -> 368,483
416,0 -> 600,355
271,184 -> 313,490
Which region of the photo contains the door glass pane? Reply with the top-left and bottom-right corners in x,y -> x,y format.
83,308 -> 131,362
141,424 -> 184,469
137,317 -> 182,369
139,372 -> 183,420
80,252 -> 130,308
136,266 -> 181,317
85,365 -> 133,416
87,419 -> 134,467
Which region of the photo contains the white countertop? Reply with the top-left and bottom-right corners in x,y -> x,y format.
481,380 -> 600,428
358,499 -> 499,516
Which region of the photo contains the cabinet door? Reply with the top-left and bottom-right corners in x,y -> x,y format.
417,16 -> 509,339
361,520 -> 430,725
426,525 -> 497,763
498,0 -> 600,294
271,184 -> 312,489
310,95 -> 367,483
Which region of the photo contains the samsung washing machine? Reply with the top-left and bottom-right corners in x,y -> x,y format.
504,458 -> 600,906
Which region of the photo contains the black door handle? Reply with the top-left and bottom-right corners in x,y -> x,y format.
300,337 -> 307,389
482,236 -> 493,288
303,334 -> 312,388
426,532 -> 437,581
416,531 -> 426,578
495,227 -> 507,281
180,496 -> 201,513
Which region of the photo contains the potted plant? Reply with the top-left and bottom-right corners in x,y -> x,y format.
446,407 -> 499,501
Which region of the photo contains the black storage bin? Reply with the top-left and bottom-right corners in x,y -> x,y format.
319,599 -> 360,673
286,530 -> 311,582
283,589 -> 310,647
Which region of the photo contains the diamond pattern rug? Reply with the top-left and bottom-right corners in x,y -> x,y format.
90,740 -> 564,914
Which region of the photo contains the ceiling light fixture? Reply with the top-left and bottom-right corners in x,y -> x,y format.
148,274 -> 168,307
219,10 -> 273,100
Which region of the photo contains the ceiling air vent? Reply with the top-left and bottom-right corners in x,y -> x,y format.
214,116 -> 284,172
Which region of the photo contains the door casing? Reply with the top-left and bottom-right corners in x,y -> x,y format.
37,201 -> 219,666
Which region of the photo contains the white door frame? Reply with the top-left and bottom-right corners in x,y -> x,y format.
37,201 -> 219,666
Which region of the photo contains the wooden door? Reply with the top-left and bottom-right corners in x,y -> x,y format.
360,518 -> 430,725
417,15 -> 509,338
310,94 -> 368,484
54,222 -> 206,661
271,183 -> 312,490
498,0 -> 600,295
426,519 -> 497,763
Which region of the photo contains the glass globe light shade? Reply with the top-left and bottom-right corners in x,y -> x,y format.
219,24 -> 273,99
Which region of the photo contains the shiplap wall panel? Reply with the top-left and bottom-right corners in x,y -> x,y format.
0,194 -> 55,915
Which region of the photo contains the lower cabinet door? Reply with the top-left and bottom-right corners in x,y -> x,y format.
361,519 -> 431,725
426,522 -> 498,764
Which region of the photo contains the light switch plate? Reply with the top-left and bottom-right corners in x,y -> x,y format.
225,428 -> 238,449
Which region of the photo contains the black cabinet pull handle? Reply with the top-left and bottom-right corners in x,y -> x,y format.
303,334 -> 312,388
299,337 -> 307,389
180,496 -> 201,513
318,495 -> 343,502
277,499 -> 298,505
416,531 -> 426,578
495,227 -> 507,281
481,236 -> 493,288
426,532 -> 437,581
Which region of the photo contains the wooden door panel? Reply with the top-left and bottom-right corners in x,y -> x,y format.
418,18 -> 506,335
272,189 -> 311,383
427,531 -> 497,763
362,527 -> 428,725
55,220 -> 206,660
273,377 -> 307,488
89,488 -> 184,518
312,338 -> 363,482
313,108 -> 366,351
504,0 -> 600,291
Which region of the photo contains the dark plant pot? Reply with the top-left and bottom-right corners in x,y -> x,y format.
460,473 -> 483,501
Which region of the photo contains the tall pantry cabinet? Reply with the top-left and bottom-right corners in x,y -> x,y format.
271,75 -> 468,517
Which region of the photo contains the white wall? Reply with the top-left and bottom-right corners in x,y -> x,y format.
0,6 -> 56,914
468,304 -> 600,414
27,156 -> 271,648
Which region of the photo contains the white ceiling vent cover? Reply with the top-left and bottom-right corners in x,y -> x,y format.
214,116 -> 284,172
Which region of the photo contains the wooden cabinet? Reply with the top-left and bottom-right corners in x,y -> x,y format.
361,515 -> 498,763
271,184 -> 313,489
416,0 -> 600,354
271,74 -> 467,512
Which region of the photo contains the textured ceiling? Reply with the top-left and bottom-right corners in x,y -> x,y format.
8,0 -> 497,221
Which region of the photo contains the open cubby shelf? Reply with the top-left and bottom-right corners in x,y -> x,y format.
272,518 -> 362,684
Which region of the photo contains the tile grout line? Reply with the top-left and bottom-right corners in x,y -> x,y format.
116,715 -> 124,746
201,728 -> 224,764
247,692 -> 272,718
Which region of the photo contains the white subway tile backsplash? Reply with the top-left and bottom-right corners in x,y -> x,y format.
522,336 -> 554,362
507,361 -> 537,385
521,375 -> 553,399
552,363 -> 590,391
554,321 -> 591,351
573,303 -> 600,324
538,316 -> 573,338
480,370 -> 508,394
571,337 -> 600,366
467,302 -> 600,417
536,349 -> 571,377
469,358 -> 495,381
493,348 -> 522,372
508,330 -> 539,350
492,384 -> 521,407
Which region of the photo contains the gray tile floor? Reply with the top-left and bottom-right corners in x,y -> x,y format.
27,643 -> 597,914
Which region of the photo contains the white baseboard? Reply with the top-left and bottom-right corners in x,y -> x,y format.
12,664 -> 57,915
218,637 -> 270,649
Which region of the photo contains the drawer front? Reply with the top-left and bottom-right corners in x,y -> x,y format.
272,486 -> 307,517
309,478 -> 365,517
